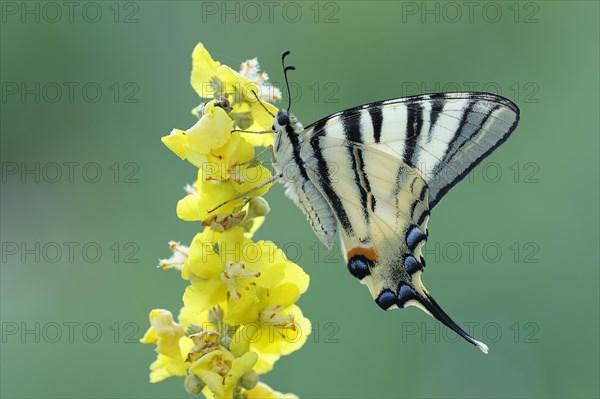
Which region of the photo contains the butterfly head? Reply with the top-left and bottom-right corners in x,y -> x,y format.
272,109 -> 303,135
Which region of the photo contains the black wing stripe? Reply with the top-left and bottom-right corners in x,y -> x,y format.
342,109 -> 378,218
403,103 -> 424,167
430,105 -> 518,207
368,102 -> 384,143
438,100 -> 477,170
310,135 -> 354,234
427,94 -> 446,143
286,124 -> 311,181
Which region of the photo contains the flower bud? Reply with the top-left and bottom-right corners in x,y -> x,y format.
184,374 -> 206,395
248,197 -> 270,218
239,369 -> 259,390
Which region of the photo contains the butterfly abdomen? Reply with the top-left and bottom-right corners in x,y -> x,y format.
274,115 -> 338,249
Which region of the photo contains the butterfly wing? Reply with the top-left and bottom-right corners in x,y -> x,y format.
304,92 -> 520,208
299,92 -> 520,352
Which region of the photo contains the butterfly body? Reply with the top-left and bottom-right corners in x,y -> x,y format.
270,91 -> 520,353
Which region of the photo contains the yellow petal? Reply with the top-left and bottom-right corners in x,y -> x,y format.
139,326 -> 157,344
185,230 -> 221,279
280,261 -> 310,295
186,104 -> 233,155
216,65 -> 258,98
254,261 -> 285,289
224,351 -> 258,392
263,283 -> 300,309
212,132 -> 254,165
244,382 -> 299,399
251,352 -> 280,375
248,100 -> 278,132
191,42 -> 221,98
176,193 -> 203,221
235,165 -> 272,196
161,129 -> 187,159
183,280 -> 228,315
197,183 -> 244,219
223,291 -> 260,326
241,131 -> 275,148
252,305 -> 310,356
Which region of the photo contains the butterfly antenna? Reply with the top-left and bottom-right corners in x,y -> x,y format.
251,90 -> 275,118
281,50 -> 296,112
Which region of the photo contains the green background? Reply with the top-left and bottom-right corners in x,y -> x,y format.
1,1 -> 599,398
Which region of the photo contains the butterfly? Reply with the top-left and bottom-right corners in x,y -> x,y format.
239,51 -> 520,353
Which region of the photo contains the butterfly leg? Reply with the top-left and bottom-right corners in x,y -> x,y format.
206,172 -> 283,214
234,145 -> 273,167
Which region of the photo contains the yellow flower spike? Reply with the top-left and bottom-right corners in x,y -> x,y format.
147,43 -> 310,396
139,309 -> 193,383
243,382 -> 299,399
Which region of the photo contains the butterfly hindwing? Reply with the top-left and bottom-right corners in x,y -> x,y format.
301,136 -> 429,302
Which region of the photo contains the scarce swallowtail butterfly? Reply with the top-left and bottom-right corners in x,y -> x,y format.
241,51 -> 520,353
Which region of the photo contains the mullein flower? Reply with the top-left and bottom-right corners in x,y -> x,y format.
143,42 -> 309,399
190,42 -> 277,147
139,309 -> 192,382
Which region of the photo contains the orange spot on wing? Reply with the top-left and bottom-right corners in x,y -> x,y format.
347,247 -> 378,262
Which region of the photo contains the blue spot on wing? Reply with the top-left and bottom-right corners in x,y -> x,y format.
403,255 -> 423,275
397,284 -> 418,307
375,289 -> 396,310
406,225 -> 427,251
348,255 -> 372,280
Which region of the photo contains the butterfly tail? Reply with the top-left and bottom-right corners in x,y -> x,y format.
415,290 -> 489,354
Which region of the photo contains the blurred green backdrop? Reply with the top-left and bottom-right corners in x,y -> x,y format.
1,1 -> 599,398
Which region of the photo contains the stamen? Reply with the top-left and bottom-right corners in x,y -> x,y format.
221,261 -> 261,299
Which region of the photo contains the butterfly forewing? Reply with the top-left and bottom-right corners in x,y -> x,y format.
304,92 -> 520,208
